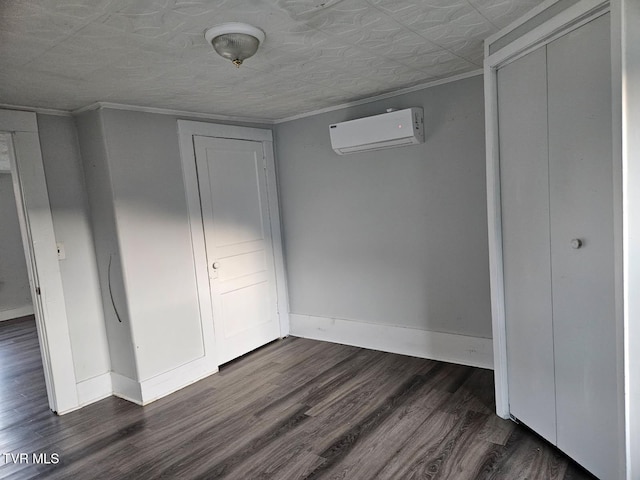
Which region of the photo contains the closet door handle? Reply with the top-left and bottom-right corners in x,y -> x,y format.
570,238 -> 583,249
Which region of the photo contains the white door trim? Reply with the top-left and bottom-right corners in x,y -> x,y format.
483,0 -> 611,419
177,120 -> 290,366
0,109 -> 79,414
615,0 -> 640,477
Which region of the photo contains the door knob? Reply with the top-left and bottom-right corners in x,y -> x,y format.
212,262 -> 220,269
570,238 -> 583,249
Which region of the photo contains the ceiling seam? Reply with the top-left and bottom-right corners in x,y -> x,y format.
363,1 -> 482,66
465,0 -> 502,29
21,9 -> 116,71
299,17 -> 472,79
261,3 -> 444,86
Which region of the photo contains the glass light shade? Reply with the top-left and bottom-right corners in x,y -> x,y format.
205,23 -> 265,67
211,33 -> 260,65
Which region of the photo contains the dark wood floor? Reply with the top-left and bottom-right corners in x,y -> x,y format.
0,317 -> 595,480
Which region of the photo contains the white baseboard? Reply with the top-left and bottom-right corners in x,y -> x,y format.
138,356 -> 218,405
290,314 -> 494,369
111,356 -> 219,406
111,372 -> 143,404
0,305 -> 34,322
76,373 -> 112,407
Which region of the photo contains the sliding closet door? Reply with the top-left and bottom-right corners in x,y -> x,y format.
498,47 -> 557,444
547,14 -> 619,479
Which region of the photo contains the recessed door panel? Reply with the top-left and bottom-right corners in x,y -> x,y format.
547,14 -> 619,479
209,146 -> 265,247
221,282 -> 270,338
498,46 -> 557,444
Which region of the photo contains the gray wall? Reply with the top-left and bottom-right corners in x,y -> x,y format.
275,75 -> 492,338
0,173 -> 31,316
37,114 -> 111,383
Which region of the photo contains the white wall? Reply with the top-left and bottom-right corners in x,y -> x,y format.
76,108 -> 273,385
0,172 -> 32,319
75,109 -> 137,382
98,108 -> 205,381
37,114 -> 110,383
275,75 -> 492,344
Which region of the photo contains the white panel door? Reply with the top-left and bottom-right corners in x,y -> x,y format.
194,136 -> 280,365
498,47 -> 557,444
547,14 -> 619,479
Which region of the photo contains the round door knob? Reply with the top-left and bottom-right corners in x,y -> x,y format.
570,238 -> 583,249
212,262 -> 220,269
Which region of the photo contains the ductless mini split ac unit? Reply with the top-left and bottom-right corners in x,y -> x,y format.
329,107 -> 424,155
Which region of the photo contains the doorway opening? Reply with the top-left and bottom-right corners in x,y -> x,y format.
0,133 -> 34,321
0,109 -> 79,414
0,132 -> 49,415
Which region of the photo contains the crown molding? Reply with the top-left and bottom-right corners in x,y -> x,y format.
72,102 -> 274,125
0,103 -> 72,117
17,69 -> 484,126
272,69 -> 484,124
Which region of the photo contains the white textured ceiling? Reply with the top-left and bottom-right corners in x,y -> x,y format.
0,0 -> 542,121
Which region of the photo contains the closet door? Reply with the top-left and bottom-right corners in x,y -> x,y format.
498,47 -> 557,444
547,14 -> 619,479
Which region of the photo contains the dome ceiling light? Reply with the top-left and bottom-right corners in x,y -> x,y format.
204,23 -> 265,68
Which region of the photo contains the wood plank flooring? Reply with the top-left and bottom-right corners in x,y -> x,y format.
0,317 -> 596,479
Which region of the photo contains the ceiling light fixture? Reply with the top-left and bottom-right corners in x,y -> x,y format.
204,23 -> 265,68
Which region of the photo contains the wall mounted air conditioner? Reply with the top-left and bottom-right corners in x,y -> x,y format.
329,107 -> 424,155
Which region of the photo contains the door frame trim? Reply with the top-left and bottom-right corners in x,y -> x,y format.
0,109 -> 79,414
483,0 -> 611,419
177,121 -> 290,366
